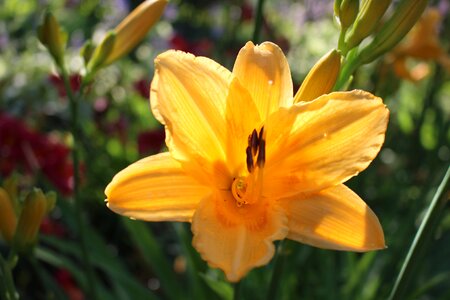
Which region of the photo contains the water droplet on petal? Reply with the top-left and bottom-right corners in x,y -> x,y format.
268,80 -> 274,85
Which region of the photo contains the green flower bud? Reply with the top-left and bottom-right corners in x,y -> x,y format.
359,0 -> 428,64
87,31 -> 116,74
37,12 -> 67,67
345,0 -> 392,50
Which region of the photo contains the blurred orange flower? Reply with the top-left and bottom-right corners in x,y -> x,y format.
105,41 -> 389,281
388,8 -> 450,81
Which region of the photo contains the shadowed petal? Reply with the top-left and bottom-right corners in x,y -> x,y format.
233,41 -> 293,119
150,50 -> 233,188
282,184 -> 385,251
192,191 -> 288,282
264,90 -> 389,197
105,153 -> 210,222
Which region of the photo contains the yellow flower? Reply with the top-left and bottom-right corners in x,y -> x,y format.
389,8 -> 450,81
105,41 -> 389,281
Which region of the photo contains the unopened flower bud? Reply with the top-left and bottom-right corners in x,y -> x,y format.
359,0 -> 428,64
294,49 -> 341,103
0,188 -> 17,243
345,0 -> 392,51
80,40 -> 95,65
87,31 -> 116,73
37,12 -> 67,67
14,189 -> 48,251
2,175 -> 19,214
338,0 -> 359,30
105,0 -> 167,66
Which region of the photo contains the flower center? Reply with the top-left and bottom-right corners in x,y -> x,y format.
231,127 -> 266,207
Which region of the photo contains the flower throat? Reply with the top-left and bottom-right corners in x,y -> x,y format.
231,127 -> 266,207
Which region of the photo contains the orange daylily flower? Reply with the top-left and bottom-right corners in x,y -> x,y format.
389,8 -> 450,81
105,41 -> 389,281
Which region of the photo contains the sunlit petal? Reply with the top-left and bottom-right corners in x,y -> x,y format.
106,153 -> 210,222
225,78 -> 262,175
191,191 -> 288,282
264,90 -> 389,197
282,184 -> 385,251
150,50 -> 234,187
233,41 -> 293,119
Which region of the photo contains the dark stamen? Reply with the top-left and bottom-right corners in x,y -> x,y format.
250,129 -> 259,156
258,126 -> 264,141
257,139 -> 265,168
246,146 -> 254,173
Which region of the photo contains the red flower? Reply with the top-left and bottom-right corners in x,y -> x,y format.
48,74 -> 82,98
137,127 -> 165,156
0,112 -> 75,195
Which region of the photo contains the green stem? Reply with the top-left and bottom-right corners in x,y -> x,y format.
233,280 -> 242,300
334,48 -> 360,91
60,67 -> 98,300
0,253 -> 19,300
388,166 -> 450,300
266,240 -> 286,300
252,0 -> 266,43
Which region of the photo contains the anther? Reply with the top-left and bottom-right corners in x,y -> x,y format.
250,129 -> 259,156
246,146 -> 254,173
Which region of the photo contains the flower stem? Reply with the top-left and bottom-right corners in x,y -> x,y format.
266,240 -> 286,300
388,165 -> 450,300
60,67 -> 98,300
233,280 -> 242,300
0,253 -> 19,300
252,0 -> 266,43
334,48 -> 360,91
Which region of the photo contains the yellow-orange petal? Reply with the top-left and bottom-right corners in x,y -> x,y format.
282,184 -> 385,251
264,90 -> 389,197
105,152 -> 210,222
293,49 -> 341,103
150,50 -> 233,188
225,78 -> 262,175
232,41 -> 293,119
191,191 -> 288,282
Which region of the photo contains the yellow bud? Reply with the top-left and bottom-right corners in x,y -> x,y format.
0,188 -> 17,243
345,0 -> 392,50
294,49 -> 341,103
37,12 -> 67,67
359,0 -> 428,64
2,175 -> 19,214
339,0 -> 359,30
87,31 -> 116,73
14,189 -> 47,251
104,0 -> 167,66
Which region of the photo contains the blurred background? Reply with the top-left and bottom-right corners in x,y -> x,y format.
0,0 -> 449,299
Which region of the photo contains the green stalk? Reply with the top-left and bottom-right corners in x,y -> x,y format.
252,0 -> 266,43
334,47 -> 360,91
0,253 -> 18,300
60,66 -> 98,300
233,280 -> 242,300
388,166 -> 450,300
266,240 -> 286,300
